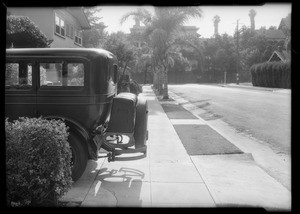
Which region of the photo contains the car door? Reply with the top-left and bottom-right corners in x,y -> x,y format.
35,58 -> 89,125
5,58 -> 37,121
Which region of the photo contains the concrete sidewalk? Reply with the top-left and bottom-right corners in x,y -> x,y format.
60,85 -> 291,210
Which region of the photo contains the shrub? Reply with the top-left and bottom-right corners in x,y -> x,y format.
6,117 -> 73,207
256,63 -> 263,86
266,62 -> 274,87
250,64 -> 257,86
250,61 -> 290,89
281,62 -> 291,88
272,62 -> 280,87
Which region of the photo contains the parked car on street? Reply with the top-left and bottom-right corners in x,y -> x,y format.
5,48 -> 148,181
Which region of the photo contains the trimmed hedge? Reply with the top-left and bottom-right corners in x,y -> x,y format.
6,15 -> 49,48
250,61 -> 290,89
6,117 -> 73,207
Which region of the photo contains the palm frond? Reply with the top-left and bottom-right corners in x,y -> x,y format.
120,8 -> 153,25
150,7 -> 202,36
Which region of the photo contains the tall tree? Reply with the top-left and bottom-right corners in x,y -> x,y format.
120,7 -> 202,99
83,7 -> 108,47
173,34 -> 205,81
202,34 -> 236,82
83,7 -> 103,25
102,31 -> 135,75
6,15 -> 49,48
249,9 -> 256,32
238,27 -> 269,68
213,15 -> 220,36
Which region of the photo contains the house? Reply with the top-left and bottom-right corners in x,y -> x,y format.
268,50 -> 291,63
177,25 -> 200,37
257,13 -> 291,43
278,13 -> 291,37
266,13 -> 291,62
7,7 -> 91,48
257,28 -> 286,42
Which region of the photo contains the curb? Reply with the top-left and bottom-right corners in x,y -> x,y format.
218,84 -> 291,94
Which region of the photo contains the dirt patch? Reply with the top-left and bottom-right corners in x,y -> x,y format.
173,124 -> 243,155
199,111 -> 223,121
161,103 -> 198,119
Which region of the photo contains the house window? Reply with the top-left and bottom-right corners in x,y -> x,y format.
67,63 -> 84,86
66,23 -> 75,39
74,29 -> 82,46
55,14 -> 65,37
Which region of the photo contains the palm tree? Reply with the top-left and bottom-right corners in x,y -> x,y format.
120,7 -> 202,99
213,15 -> 220,36
249,9 -> 257,32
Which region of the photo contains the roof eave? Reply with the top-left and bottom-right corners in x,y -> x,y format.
67,7 -> 91,30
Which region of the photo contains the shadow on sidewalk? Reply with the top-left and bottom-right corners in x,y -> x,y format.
84,167 -> 145,207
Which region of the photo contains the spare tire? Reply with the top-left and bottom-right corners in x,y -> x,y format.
134,94 -> 148,149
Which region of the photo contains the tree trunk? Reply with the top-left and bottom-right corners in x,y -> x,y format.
162,67 -> 169,99
153,72 -> 157,89
144,67 -> 147,84
122,60 -> 129,75
153,68 -> 159,90
158,70 -> 163,95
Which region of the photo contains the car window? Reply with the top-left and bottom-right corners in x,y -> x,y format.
67,63 -> 84,86
40,62 -> 63,86
5,62 -> 32,90
39,62 -> 84,87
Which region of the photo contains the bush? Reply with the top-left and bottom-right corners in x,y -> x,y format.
281,62 -> 291,88
250,64 -> 257,86
6,117 -> 73,207
272,62 -> 280,87
250,61 -> 290,89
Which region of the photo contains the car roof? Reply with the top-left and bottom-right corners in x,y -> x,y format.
6,48 -> 116,60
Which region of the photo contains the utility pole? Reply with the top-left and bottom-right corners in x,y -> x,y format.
236,19 -> 240,85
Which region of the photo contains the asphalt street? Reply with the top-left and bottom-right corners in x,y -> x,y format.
168,84 -> 291,156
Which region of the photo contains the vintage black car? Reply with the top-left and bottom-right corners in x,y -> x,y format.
5,48 -> 148,181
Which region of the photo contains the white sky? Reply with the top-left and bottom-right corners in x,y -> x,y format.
97,3 -> 291,38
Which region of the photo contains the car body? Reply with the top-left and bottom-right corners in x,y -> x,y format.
5,48 -> 119,181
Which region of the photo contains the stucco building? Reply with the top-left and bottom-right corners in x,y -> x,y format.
7,7 -> 91,48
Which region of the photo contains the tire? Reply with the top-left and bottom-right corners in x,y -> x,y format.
68,133 -> 88,182
134,95 -> 148,149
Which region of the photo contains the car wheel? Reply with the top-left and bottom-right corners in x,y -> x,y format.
68,133 -> 88,182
